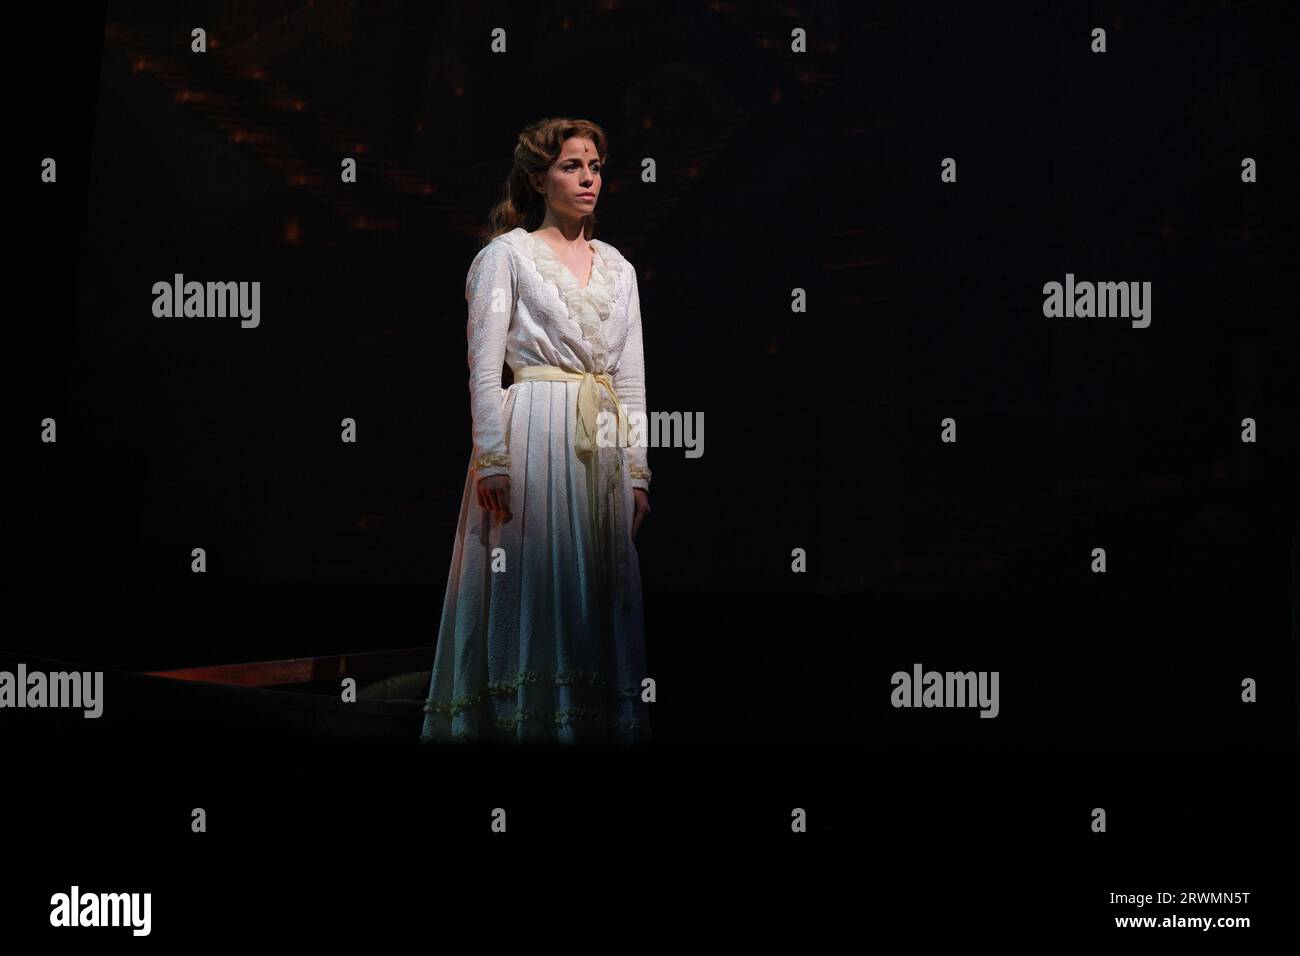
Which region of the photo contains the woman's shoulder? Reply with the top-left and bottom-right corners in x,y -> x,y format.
592,235 -> 630,272
475,228 -> 528,259
466,229 -> 528,280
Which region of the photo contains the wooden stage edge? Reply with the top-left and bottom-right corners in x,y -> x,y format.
144,646 -> 434,687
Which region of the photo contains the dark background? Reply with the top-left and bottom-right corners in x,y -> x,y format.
9,0 -> 1300,929
18,0 -> 1299,738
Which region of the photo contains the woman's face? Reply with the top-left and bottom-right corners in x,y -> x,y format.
537,137 -> 601,219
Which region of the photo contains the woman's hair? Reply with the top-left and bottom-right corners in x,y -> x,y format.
483,117 -> 609,245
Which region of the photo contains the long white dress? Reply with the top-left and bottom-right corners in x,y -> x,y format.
421,226 -> 654,745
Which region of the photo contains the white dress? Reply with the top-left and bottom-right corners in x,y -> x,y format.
421,227 -> 654,745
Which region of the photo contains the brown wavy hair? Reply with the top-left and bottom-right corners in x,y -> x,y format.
483,117 -> 609,245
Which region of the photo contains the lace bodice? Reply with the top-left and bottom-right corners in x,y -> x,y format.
463,227 -> 653,490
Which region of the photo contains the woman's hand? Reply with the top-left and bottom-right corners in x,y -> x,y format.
632,488 -> 651,540
477,474 -> 512,524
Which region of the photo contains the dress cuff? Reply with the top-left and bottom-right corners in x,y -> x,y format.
629,463 -> 651,492
472,451 -> 511,479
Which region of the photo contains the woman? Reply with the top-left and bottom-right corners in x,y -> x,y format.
421,118 -> 654,745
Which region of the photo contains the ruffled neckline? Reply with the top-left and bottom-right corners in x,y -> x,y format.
515,228 -> 617,370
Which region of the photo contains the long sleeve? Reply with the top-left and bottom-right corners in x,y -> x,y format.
465,241 -> 515,480
613,262 -> 652,492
